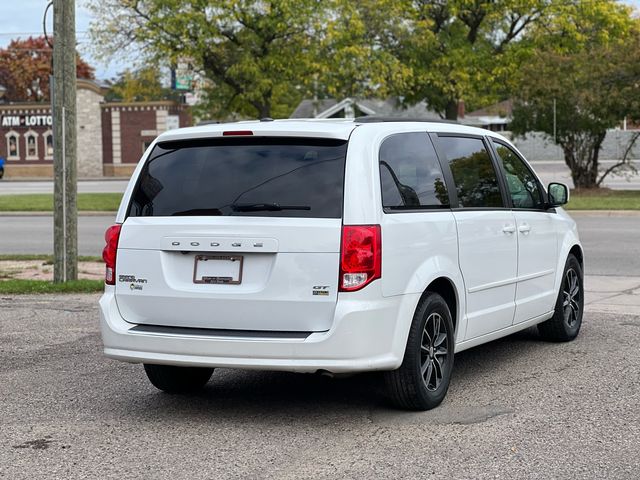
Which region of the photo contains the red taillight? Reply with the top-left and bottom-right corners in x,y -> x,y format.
223,130 -> 253,136
102,224 -> 122,285
339,225 -> 381,292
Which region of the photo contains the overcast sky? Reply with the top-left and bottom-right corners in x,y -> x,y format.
0,0 -> 126,80
1,0 -> 639,82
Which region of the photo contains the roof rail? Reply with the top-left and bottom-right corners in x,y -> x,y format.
354,116 -> 459,124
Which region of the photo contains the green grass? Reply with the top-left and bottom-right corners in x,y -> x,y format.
566,189 -> 640,210
0,254 -> 102,262
0,279 -> 104,294
0,193 -> 121,212
0,189 -> 637,212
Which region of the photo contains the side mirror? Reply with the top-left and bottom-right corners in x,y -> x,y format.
548,182 -> 569,206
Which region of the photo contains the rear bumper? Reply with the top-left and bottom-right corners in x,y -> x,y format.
99,284 -> 418,373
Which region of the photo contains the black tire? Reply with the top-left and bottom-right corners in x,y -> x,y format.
143,364 -> 214,393
538,254 -> 584,342
384,292 -> 455,410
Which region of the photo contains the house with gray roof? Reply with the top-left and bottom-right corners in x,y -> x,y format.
290,97 -> 442,120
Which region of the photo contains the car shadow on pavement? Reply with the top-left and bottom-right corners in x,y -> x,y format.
106,326 -> 551,423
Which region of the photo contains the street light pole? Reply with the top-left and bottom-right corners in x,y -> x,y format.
52,0 -> 78,282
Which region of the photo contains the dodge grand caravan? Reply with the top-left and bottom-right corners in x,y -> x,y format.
99,118 -> 583,410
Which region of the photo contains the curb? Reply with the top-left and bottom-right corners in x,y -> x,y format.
0,178 -> 130,182
0,211 -> 116,217
567,210 -> 640,216
1,210 -> 637,217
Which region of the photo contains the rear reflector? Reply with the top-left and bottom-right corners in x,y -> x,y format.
102,224 -> 122,285
223,130 -> 253,136
339,225 -> 381,292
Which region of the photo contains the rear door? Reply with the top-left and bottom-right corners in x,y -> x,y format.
115,136 -> 347,332
435,134 -> 518,340
490,140 -> 558,323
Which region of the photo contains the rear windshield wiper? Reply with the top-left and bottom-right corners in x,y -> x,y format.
172,208 -> 223,216
231,203 -> 311,212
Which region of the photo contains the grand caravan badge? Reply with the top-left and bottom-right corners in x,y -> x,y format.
119,275 -> 148,291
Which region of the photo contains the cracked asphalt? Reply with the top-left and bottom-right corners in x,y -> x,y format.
1,293 -> 639,479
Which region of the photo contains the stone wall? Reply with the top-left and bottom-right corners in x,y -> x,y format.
507,130 -> 640,162
76,87 -> 104,177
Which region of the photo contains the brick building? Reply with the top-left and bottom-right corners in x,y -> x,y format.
0,79 -> 190,178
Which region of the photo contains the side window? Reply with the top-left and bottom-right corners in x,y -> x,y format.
379,133 -> 449,209
438,136 -> 503,208
492,141 -> 544,209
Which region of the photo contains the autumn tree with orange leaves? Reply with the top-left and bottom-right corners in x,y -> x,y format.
0,36 -> 94,102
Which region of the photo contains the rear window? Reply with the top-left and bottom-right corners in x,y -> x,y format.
127,137 -> 347,218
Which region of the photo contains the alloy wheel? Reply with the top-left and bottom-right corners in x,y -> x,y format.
562,268 -> 581,328
420,312 -> 449,392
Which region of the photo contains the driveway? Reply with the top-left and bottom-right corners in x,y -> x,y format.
0,286 -> 638,479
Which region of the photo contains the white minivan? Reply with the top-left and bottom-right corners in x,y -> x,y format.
99,118 -> 583,410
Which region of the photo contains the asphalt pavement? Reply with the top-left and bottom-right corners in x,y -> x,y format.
0,212 -> 637,276
0,215 -> 113,257
0,180 -> 130,195
1,209 -> 639,478
1,291 -> 639,479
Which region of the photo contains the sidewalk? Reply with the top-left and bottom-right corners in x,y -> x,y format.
584,275 -> 640,315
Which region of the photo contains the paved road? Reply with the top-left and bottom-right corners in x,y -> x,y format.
0,215 -> 113,257
573,213 -> 640,276
0,180 -> 130,195
0,159 -> 637,196
0,212 -> 637,276
1,291 -> 639,479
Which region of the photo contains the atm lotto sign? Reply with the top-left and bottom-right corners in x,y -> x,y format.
1,115 -> 53,128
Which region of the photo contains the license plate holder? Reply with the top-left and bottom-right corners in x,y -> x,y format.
193,255 -> 243,285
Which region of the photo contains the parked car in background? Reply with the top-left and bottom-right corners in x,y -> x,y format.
99,118 -> 583,410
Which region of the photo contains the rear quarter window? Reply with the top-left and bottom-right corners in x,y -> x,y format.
379,133 -> 449,210
128,137 -> 347,218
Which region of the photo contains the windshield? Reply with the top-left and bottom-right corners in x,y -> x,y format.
127,137 -> 347,218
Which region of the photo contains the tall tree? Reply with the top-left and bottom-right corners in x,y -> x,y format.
88,0 -> 327,119
106,67 -> 173,102
314,0 -> 414,100
392,0 -> 551,119
510,1 -> 640,189
0,36 -> 94,102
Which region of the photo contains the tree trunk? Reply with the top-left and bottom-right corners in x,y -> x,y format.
561,132 -> 605,189
445,100 -> 458,121
256,103 -> 271,119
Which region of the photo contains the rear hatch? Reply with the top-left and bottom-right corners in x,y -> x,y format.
115,136 -> 347,332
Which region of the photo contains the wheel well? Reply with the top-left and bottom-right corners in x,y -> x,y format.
569,245 -> 584,268
424,277 -> 458,333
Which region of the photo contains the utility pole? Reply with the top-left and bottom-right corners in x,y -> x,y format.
52,0 -> 78,282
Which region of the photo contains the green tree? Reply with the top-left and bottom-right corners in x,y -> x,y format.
106,67 -> 171,102
391,0 -> 552,119
510,1 -> 640,189
88,0 -> 328,119
314,0 -> 414,100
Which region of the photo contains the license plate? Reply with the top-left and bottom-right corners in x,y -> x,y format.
193,255 -> 243,284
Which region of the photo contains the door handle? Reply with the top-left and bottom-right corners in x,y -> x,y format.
502,225 -> 516,234
518,224 -> 531,234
